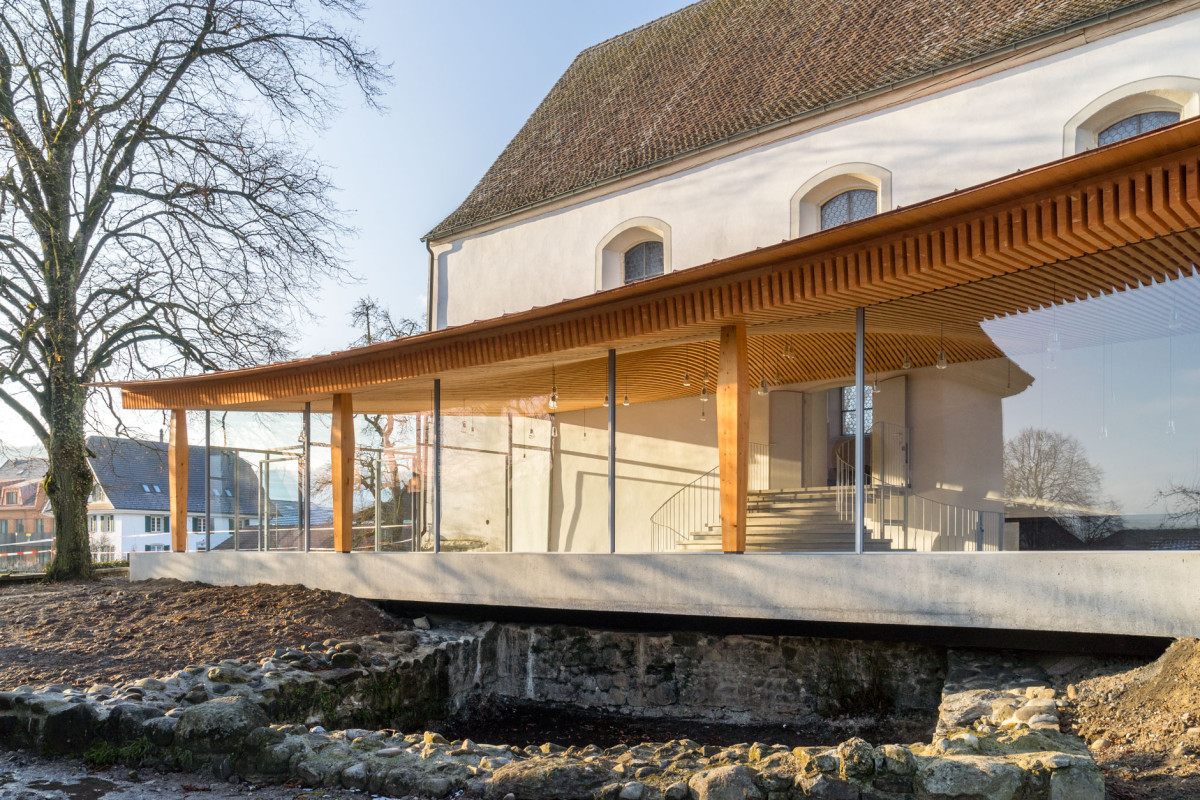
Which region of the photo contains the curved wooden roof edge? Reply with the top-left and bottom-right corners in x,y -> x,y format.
110,116 -> 1200,411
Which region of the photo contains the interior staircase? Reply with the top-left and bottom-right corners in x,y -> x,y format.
675,487 -> 895,552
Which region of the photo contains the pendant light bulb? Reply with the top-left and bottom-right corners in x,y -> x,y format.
1169,308 -> 1182,331
936,324 -> 948,370
602,393 -> 609,408
902,355 -> 912,370
682,371 -> 691,387
549,387 -> 558,411
700,386 -> 709,402
623,394 -> 630,407
936,350 -> 948,370
1167,418 -> 1177,436
758,378 -> 769,395
783,344 -> 796,361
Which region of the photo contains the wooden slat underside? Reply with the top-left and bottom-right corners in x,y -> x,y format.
116,122 -> 1200,414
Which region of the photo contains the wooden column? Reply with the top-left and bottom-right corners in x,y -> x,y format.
331,393 -> 355,553
717,325 -> 749,553
168,409 -> 188,553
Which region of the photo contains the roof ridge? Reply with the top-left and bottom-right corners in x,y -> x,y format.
577,0 -> 709,55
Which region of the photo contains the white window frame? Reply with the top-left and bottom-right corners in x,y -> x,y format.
1063,77 -> 1200,156
791,163 -> 892,239
595,217 -> 672,291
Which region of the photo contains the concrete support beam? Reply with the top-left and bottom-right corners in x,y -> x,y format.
718,324 -> 749,553
331,393 -> 355,553
168,410 -> 188,553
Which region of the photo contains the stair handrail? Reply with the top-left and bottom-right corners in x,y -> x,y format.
650,442 -> 771,552
650,465 -> 719,552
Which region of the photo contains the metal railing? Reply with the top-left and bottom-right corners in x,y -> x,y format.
649,442 -> 771,552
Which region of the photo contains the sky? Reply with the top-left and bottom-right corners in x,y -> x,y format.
299,0 -> 684,350
0,0 -> 683,451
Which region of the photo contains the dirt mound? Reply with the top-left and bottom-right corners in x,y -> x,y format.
0,576 -> 401,689
1066,638 -> 1200,800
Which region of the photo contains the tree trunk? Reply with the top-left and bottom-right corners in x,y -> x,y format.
44,373 -> 94,581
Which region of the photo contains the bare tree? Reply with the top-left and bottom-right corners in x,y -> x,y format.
1003,427 -> 1121,544
0,1 -> 384,578
1157,481 -> 1200,528
349,296 -> 420,547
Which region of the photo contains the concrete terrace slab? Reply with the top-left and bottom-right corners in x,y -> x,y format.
130,551 -> 1200,639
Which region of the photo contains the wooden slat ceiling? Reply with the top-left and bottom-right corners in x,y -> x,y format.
114,118 -> 1200,414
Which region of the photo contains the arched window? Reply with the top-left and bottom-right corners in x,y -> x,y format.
1097,110 -> 1180,146
595,217 -> 672,291
820,188 -> 878,230
623,240 -> 664,284
791,164 -> 891,239
1063,78 -> 1200,155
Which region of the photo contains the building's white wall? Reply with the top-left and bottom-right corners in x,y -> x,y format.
435,11 -> 1200,328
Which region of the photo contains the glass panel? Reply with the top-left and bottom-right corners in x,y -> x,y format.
820,192 -> 849,229
644,240 -> 664,278
867,266 -> 1200,552
623,243 -> 644,283
848,188 -> 877,223
821,189 -> 877,230
1098,110 -> 1180,146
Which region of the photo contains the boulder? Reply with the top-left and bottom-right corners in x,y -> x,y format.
793,773 -> 859,799
173,696 -> 269,754
938,690 -> 1008,731
836,738 -> 874,779
917,756 -> 1023,800
688,765 -> 764,800
1049,766 -> 1105,800
488,757 -> 618,800
41,702 -> 103,754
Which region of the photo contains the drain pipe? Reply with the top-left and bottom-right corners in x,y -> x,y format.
425,241 -> 436,332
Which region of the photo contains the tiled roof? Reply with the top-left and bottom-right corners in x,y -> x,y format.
0,459 -> 47,482
427,0 -> 1145,240
87,436 -> 259,516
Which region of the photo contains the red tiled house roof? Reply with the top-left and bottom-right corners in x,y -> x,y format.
426,0 -> 1148,241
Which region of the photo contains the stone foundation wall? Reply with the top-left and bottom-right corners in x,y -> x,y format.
478,625 -> 945,722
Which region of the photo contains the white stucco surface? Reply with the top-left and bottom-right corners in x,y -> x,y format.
132,550 -> 1200,638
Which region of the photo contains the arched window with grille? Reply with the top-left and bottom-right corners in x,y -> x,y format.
820,188 -> 878,230
623,240 -> 664,284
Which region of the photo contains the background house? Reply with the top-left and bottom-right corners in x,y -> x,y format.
0,459 -> 53,569
86,437 -> 261,555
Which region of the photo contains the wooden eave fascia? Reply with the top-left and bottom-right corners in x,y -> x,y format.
112,117 -> 1200,412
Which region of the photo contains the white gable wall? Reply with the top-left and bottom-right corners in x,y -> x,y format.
434,9 -> 1200,328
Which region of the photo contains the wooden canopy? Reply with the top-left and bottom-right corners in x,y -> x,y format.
116,117 -> 1200,417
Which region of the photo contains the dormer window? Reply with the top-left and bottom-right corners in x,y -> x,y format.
820,189 -> 878,230
623,240 -> 664,285
3,490 -> 16,505
1097,111 -> 1180,146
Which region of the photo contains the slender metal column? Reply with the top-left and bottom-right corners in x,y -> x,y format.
374,450 -> 383,552
433,379 -> 442,554
607,349 -> 616,554
233,448 -> 240,552
302,403 -> 311,552
854,307 -> 866,554
204,410 -> 212,552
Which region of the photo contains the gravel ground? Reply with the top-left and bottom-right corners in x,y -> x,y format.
0,576 -> 401,689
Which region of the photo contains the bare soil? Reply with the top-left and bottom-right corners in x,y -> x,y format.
1063,638 -> 1200,800
0,575 -> 401,688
